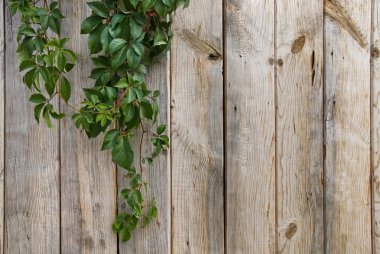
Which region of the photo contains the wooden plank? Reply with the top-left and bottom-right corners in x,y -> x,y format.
372,0 -> 380,252
0,0 -> 4,253
225,0 -> 276,253
4,1 -> 60,252
118,58 -> 171,253
276,0 -> 324,253
59,1 -> 117,253
325,0 -> 372,253
171,0 -> 224,253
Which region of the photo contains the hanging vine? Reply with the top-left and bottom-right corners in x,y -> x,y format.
10,0 -> 189,242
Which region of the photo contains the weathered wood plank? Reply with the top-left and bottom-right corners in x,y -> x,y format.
171,0 -> 224,253
60,1 -> 117,253
372,0 -> 380,252
0,0 -> 5,253
276,0 -> 324,253
325,0 -> 372,253
225,0 -> 276,253
118,58 -> 170,253
4,1 -> 60,252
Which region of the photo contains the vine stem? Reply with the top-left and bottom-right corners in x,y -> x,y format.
139,121 -> 146,175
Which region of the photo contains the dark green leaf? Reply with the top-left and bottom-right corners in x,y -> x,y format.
34,103 -> 45,123
127,47 -> 141,68
87,1 -> 109,18
154,28 -> 167,46
109,38 -> 127,53
29,93 -> 47,104
88,24 -> 105,54
60,76 -> 71,103
81,16 -> 103,34
102,129 -> 120,150
157,124 -> 166,135
112,136 -> 134,169
120,228 -> 131,242
111,47 -> 128,69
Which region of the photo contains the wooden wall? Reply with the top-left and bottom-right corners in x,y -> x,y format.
1,0 -> 379,253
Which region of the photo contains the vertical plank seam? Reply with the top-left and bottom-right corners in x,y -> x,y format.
57,1 -> 62,253
169,32 -> 173,254
274,0 -> 279,252
323,0 -> 327,253
222,0 -> 227,252
1,0 -> 5,253
371,0 -> 375,252
116,167 -> 119,254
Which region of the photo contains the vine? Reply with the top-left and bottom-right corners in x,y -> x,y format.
10,0 -> 189,242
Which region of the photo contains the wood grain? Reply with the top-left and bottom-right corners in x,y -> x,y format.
4,1 -> 60,252
171,0 -> 224,253
325,0 -> 372,253
0,0 -> 4,253
118,58 -> 171,253
59,1 -> 117,253
224,0 -> 276,253
276,0 -> 324,253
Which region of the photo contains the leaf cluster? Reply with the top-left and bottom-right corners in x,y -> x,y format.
11,0 -> 189,242
10,0 -> 77,128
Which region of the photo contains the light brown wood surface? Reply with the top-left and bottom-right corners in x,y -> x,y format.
3,0 -> 380,253
5,2 -> 60,253
225,0 -> 276,253
60,1 -> 117,253
170,0 -> 224,253
325,0 -> 372,253
276,0 -> 324,253
0,0 -> 4,253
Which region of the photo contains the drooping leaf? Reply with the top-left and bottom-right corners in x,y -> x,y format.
81,16 -> 103,34
60,76 -> 71,103
102,129 -> 120,150
87,1 -> 109,18
29,93 -> 47,104
112,136 -> 134,169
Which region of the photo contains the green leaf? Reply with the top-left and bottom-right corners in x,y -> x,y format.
142,0 -> 156,12
120,228 -> 131,242
111,47 -> 128,69
112,136 -> 134,169
148,204 -> 158,219
43,106 -> 54,129
130,0 -> 139,8
88,24 -> 105,54
87,1 -> 109,18
127,47 -> 141,69
57,52 -> 67,72
34,103 -> 45,123
127,189 -> 143,208
129,18 -> 142,40
100,26 -> 112,52
140,101 -> 153,119
10,2 -> 18,16
81,16 -> 103,34
115,78 -> 128,88
29,93 -> 47,104
154,28 -> 167,46
157,124 -> 166,135
109,38 -> 127,53
19,60 -> 36,72
102,129 -> 120,150
60,76 -> 71,103
49,17 -> 60,34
